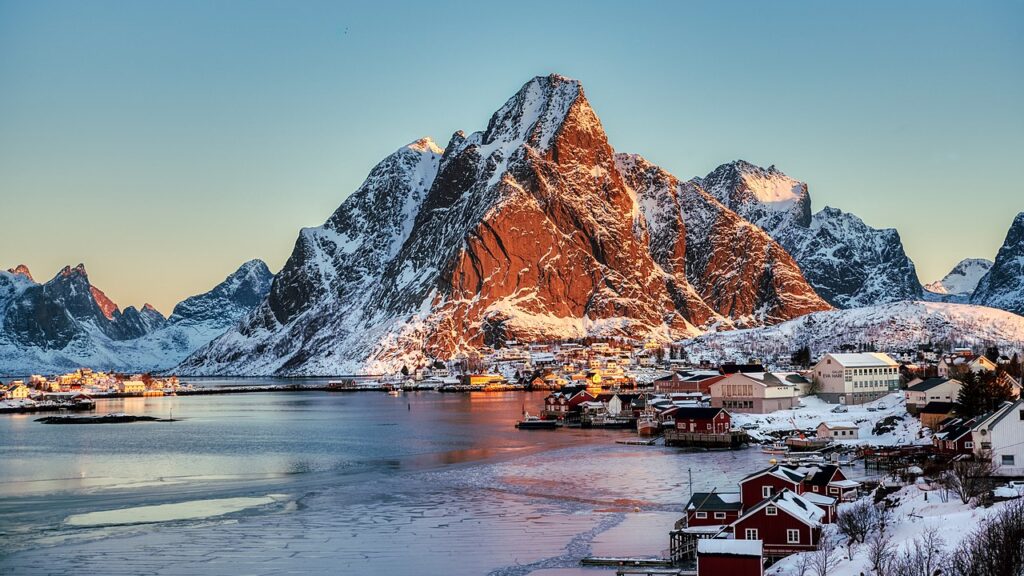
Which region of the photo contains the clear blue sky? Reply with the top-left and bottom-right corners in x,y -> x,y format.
1,0 -> 1021,313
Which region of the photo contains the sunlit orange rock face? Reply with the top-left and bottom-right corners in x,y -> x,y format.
181,74 -> 831,375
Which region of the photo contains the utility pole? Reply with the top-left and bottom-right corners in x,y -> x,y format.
688,468 -> 692,500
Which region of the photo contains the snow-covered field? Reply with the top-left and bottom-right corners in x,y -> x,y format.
731,393 -> 926,447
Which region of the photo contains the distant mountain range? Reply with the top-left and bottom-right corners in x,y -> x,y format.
0,260 -> 271,375
3,74 -> 1022,376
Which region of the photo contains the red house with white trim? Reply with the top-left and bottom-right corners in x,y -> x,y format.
733,489 -> 824,558
684,491 -> 743,527
673,407 -> 732,434
739,465 -> 805,508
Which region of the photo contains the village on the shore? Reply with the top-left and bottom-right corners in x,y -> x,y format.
4,340 -> 1024,575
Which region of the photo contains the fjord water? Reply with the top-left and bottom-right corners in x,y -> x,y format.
0,383 -> 766,575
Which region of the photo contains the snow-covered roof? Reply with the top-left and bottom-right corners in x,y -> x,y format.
802,492 -> 837,506
830,479 -> 862,489
820,421 -> 858,429
772,491 -> 826,525
825,352 -> 897,367
697,538 -> 762,557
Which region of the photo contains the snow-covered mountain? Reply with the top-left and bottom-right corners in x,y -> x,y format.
972,212 -> 1024,315
0,260 -> 272,375
680,301 -> 1024,365
179,74 -> 831,376
698,161 -> 923,308
923,258 -> 993,303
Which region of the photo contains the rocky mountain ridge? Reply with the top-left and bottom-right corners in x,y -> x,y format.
697,160 -> 924,308
0,260 -> 272,375
178,74 -> 832,376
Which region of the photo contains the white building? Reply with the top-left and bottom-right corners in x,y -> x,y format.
811,353 -> 899,405
971,399 -> 1024,476
816,421 -> 860,440
904,377 -> 962,412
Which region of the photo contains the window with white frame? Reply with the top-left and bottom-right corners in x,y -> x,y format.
714,512 -> 725,519
787,529 -> 800,544
766,505 -> 777,516
745,528 -> 758,540
762,486 -> 773,498
695,512 -> 706,519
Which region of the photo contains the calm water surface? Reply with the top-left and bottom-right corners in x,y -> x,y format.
0,381 -> 771,575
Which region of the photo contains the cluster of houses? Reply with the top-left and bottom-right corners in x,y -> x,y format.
1,368 -> 184,403
674,462 -> 861,574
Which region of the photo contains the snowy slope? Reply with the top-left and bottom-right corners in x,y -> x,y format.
699,162 -> 923,308
0,260 -> 272,375
680,301 -> 1024,364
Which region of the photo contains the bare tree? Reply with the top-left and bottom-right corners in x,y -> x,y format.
945,500 -> 1024,576
865,504 -> 895,576
865,529 -> 895,576
889,526 -> 946,576
793,550 -> 816,576
836,499 -> 878,557
943,453 -> 997,504
811,527 -> 843,576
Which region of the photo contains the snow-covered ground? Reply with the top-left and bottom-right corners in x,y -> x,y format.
768,484 -> 1019,576
731,392 -> 927,447
682,300 -> 1024,365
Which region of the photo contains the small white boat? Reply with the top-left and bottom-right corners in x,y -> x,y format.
761,441 -> 789,455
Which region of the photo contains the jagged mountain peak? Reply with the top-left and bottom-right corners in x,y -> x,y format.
171,259 -> 274,324
971,212 -> 1024,315
406,137 -> 443,155
698,159 -> 811,229
178,75 -> 833,376
6,265 -> 34,282
58,263 -> 89,278
480,74 -> 587,152
924,258 -> 993,296
695,160 -> 922,308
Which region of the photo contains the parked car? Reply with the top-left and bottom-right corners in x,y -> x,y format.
740,422 -> 759,430
877,403 -> 887,410
866,406 -> 877,412
831,406 -> 849,413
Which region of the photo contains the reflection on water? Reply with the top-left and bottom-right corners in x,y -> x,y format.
0,387 -> 773,575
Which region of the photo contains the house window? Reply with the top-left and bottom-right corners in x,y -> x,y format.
695,512 -> 707,519
829,487 -> 838,494
787,529 -> 800,544
813,486 -> 819,492
714,512 -> 726,519
745,528 -> 758,540
1003,455 -> 1016,466
762,486 -> 773,498
965,442 -> 974,449
766,506 -> 777,516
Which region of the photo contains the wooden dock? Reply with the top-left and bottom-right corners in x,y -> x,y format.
582,557 -> 674,567
663,430 -> 747,449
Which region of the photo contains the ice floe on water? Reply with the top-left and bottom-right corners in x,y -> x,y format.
64,494 -> 289,527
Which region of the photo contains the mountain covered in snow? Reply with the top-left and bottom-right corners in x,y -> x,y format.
680,301 -> 1024,365
697,161 -> 923,308
0,260 -> 272,375
923,258 -> 993,303
971,212 -> 1024,315
179,74 -> 831,376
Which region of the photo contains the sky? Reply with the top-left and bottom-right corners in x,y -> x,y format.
1,0 -> 1021,314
